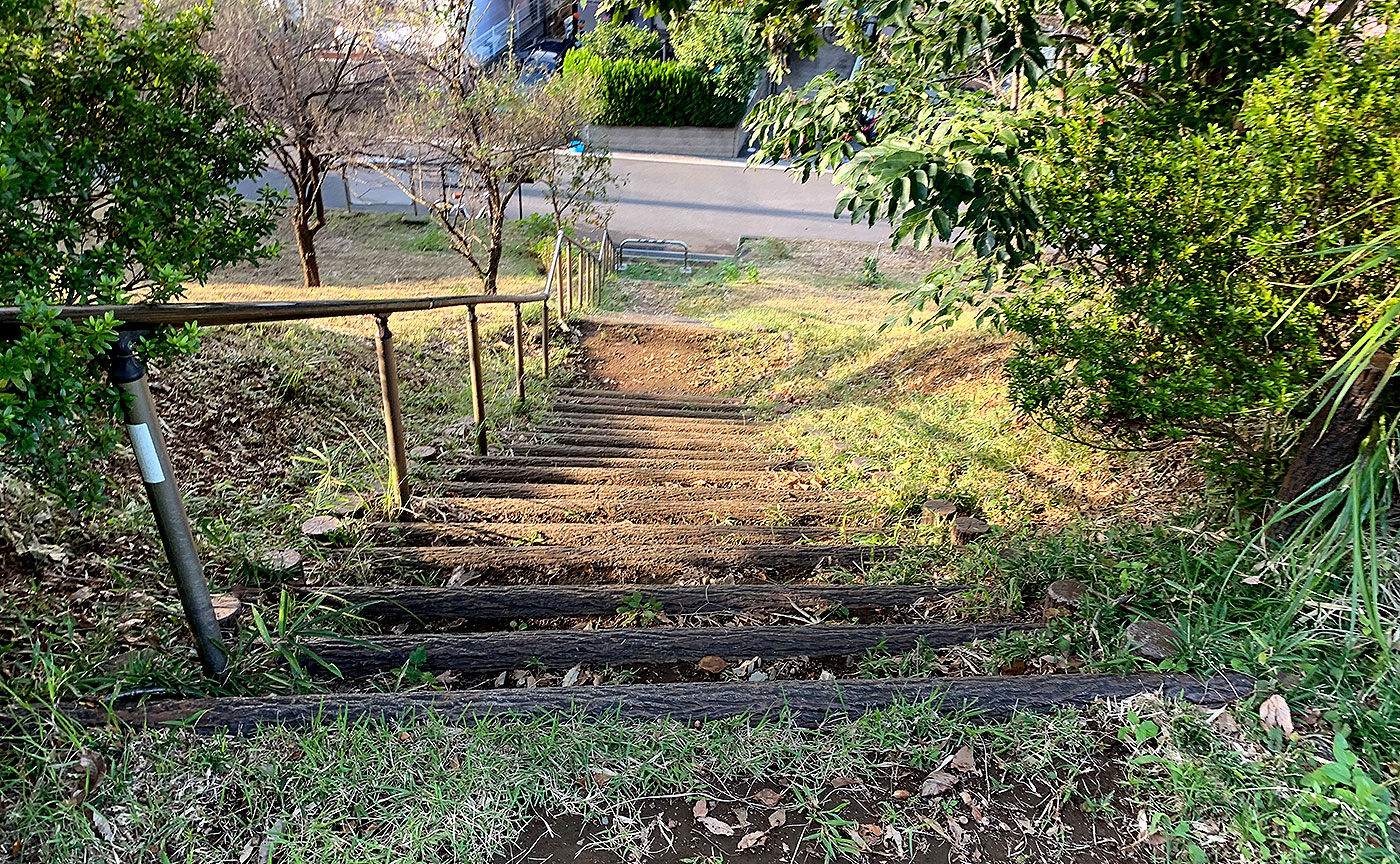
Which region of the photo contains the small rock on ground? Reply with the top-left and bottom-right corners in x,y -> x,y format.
920,499 -> 957,524
301,515 -> 343,542
1125,620 -> 1179,661
1046,578 -> 1089,609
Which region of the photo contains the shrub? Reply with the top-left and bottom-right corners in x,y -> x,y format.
0,0 -> 277,502
670,7 -> 765,104
562,49 -> 747,127
578,20 -> 662,62
1007,28 -> 1400,481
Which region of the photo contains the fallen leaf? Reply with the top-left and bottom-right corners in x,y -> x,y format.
692,799 -> 709,819
920,771 -> 959,797
698,816 -> 734,836
752,787 -> 782,807
732,806 -> 749,827
950,745 -> 977,773
737,830 -> 768,850
561,665 -> 582,687
1260,694 -> 1294,736
698,655 -> 730,674
830,775 -> 855,788
91,811 -> 115,842
769,809 -> 787,828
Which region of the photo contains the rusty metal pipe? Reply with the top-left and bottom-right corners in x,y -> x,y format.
374,314 -> 411,510
512,303 -> 526,404
466,308 -> 488,456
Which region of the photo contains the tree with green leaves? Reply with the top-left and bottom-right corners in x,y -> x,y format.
625,0 -> 1395,499
0,0 -> 279,501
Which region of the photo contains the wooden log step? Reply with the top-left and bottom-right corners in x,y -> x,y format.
559,387 -> 740,405
477,449 -> 798,467
414,497 -> 866,525
377,543 -> 913,581
437,483 -> 847,502
306,622 -> 1026,676
312,582 -> 967,621
552,403 -> 757,422
441,465 -> 803,487
557,395 -> 751,416
54,674 -> 1256,732
512,427 -> 766,447
367,522 -> 850,546
545,414 -> 770,433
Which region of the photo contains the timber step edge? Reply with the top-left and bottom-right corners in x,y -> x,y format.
456,454 -> 809,470
305,622 -> 1033,675
365,522 -> 855,546
435,483 -> 857,502
412,497 -> 868,525
558,387 -> 741,405
439,465 -> 811,486
495,444 -> 786,462
309,582 -> 968,620
378,543 -> 916,579
556,396 -> 752,416
50,674 -> 1256,732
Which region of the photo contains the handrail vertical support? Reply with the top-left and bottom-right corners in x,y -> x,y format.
374,314 -> 412,511
466,307 -> 488,456
566,244 -> 575,313
108,335 -> 228,680
512,302 -> 526,404
541,299 -> 551,378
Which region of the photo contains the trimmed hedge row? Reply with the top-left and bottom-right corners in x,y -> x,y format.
562,49 -> 748,128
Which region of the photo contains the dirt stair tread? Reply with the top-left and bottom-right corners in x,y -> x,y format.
64,674 -> 1256,731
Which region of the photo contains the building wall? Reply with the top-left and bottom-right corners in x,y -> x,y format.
582,124 -> 745,158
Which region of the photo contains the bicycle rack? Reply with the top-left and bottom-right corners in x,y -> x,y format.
616,238 -> 692,274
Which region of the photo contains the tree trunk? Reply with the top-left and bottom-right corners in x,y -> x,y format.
294,214 -> 321,288
1275,350 -> 1394,534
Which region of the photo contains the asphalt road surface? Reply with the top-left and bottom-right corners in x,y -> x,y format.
242,152 -> 891,254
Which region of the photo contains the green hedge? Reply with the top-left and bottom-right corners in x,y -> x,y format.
563,49 -> 747,128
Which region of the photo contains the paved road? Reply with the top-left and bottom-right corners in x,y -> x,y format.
242,152 -> 890,254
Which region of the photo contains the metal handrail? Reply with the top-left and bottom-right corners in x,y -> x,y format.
0,227 -> 610,679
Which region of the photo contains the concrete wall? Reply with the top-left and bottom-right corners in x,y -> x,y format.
583,124 -> 744,159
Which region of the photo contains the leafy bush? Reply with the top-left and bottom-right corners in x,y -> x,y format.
1006,29 -> 1400,474
0,0 -> 277,502
577,20 -> 662,62
562,49 -> 747,127
670,7 -> 765,103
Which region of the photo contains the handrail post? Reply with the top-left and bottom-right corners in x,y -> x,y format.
512,302 -> 526,404
466,307 -> 488,455
541,299 -> 551,378
108,335 -> 228,680
565,244 -> 574,314
374,314 -> 412,511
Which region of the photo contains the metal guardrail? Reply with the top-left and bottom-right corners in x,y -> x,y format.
0,228 -> 614,678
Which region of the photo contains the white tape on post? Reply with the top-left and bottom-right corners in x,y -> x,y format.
126,423 -> 166,485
